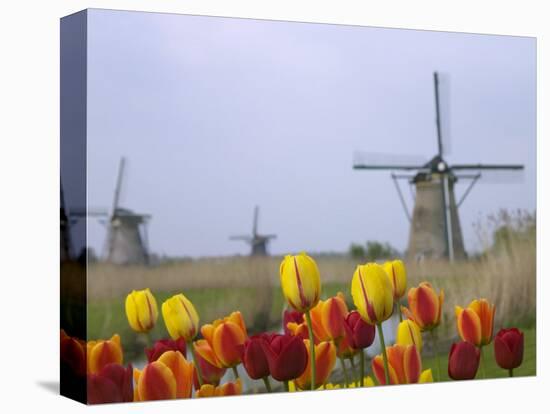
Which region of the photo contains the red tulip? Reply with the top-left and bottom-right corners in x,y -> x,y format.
60,330 -> 86,377
145,338 -> 187,363
283,309 -> 303,335
343,310 -> 376,350
494,328 -> 524,371
87,363 -> 133,404
243,334 -> 270,380
448,341 -> 480,380
193,339 -> 226,387
260,333 -> 308,381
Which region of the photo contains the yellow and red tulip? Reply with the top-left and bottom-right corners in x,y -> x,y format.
125,288 -> 158,333
195,380 -> 242,398
286,300 -> 329,344
280,253 -> 321,313
455,299 -> 495,346
161,293 -> 200,342
372,344 -> 421,385
283,309 -> 304,335
396,319 -> 423,352
351,263 -> 394,325
135,361 -> 177,401
382,260 -> 407,300
320,292 -> 349,341
156,351 -> 194,399
87,334 -> 123,374
193,339 -> 226,386
201,311 -> 248,368
295,340 -> 336,390
402,282 -> 444,331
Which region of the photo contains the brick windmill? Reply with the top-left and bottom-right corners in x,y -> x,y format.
230,206 -> 276,256
353,72 -> 524,262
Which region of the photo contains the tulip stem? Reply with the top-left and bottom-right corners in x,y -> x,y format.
509,368 -> 514,377
187,340 -> 204,387
232,366 -> 240,380
430,329 -> 441,381
349,355 -> 358,385
262,376 -> 272,392
359,351 -> 365,387
376,322 -> 390,385
283,380 -> 290,392
479,346 -> 487,379
305,310 -> 317,391
396,302 -> 403,322
339,356 -> 350,388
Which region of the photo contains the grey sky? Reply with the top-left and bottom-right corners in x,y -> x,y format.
86,9 -> 536,258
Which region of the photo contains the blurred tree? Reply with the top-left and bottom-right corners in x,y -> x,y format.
349,241 -> 400,261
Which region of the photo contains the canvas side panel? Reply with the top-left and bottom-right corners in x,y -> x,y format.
60,9 -> 88,404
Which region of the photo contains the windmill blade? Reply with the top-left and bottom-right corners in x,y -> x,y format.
261,234 -> 277,240
252,206 -> 259,237
436,71 -> 452,156
451,163 -> 524,170
111,157 -> 126,217
452,164 -> 524,183
353,151 -> 428,170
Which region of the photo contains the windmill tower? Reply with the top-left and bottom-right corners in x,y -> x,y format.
230,206 -> 277,256
104,158 -> 151,265
353,72 -> 524,262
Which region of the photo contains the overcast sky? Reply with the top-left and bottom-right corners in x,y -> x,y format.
85,9 -> 536,258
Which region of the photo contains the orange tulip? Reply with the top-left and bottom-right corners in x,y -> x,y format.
295,340 -> 336,390
201,311 -> 248,368
402,282 -> 444,331
135,361 -> 177,401
455,299 -> 495,346
372,344 -> 421,385
87,334 -> 123,374
195,380 -> 242,398
156,351 -> 194,399
320,292 -> 349,341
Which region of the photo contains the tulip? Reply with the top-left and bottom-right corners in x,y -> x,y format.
343,311 -> 376,350
280,252 -> 321,313
161,293 -> 200,342
201,311 -> 248,369
125,288 -> 158,333
60,330 -> 86,377
260,333 -> 308,383
455,299 -> 495,346
382,260 -> 407,300
145,338 -> 187,363
402,282 -> 444,331
494,328 -> 524,375
320,292 -> 349,341
448,341 -> 480,380
193,339 -> 226,387
296,340 -> 336,390
351,263 -> 394,384
372,344 -> 421,385
195,380 -> 242,398
396,319 -> 423,353
87,363 -> 133,404
243,334 -> 271,391
287,299 -> 330,343
156,350 -> 194,398
419,368 -> 433,383
286,320 -> 311,342
87,334 -> 123,374
283,309 -> 304,335
135,361 -> 177,401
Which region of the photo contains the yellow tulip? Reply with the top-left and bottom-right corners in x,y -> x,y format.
382,260 -> 407,300
419,368 -> 433,383
280,252 -> 321,313
161,294 -> 200,342
125,288 -> 159,333
396,319 -> 423,352
351,263 -> 394,324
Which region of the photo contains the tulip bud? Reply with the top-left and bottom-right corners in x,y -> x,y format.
494,328 -> 524,370
343,311 -> 376,350
125,288 -> 159,333
321,292 -> 349,341
201,311 -> 247,368
260,333 -> 308,381
396,319 -> 423,352
448,341 -> 480,380
296,340 -> 337,390
351,263 -> 394,325
402,282 -> 444,331
136,361 -> 177,401
372,344 -> 421,385
161,293 -> 200,342
419,368 -> 433,383
193,339 -> 226,387
195,380 -> 242,398
243,334 -> 270,380
280,253 -> 321,313
455,299 -> 495,346
87,334 -> 123,374
145,338 -> 187,363
87,363 -> 133,404
382,260 -> 407,300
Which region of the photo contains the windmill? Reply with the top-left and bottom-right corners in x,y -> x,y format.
353,72 -> 524,262
230,206 -> 276,256
103,157 -> 151,265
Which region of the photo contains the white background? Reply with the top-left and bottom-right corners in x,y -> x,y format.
0,1 -> 547,413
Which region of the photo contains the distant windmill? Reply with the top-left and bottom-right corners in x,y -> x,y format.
102,157 -> 151,265
353,72 -> 524,262
230,206 -> 276,256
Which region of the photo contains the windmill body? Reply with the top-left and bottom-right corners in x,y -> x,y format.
230,206 -> 276,256
354,72 -> 523,261
106,208 -> 149,265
